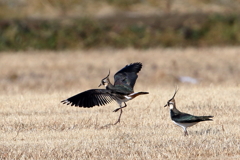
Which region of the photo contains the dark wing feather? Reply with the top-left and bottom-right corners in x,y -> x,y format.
171,111 -> 213,123
61,89 -> 117,108
114,62 -> 142,89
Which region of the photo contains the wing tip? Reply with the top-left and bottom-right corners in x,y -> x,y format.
61,99 -> 71,105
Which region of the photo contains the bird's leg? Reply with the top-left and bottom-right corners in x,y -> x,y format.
184,129 -> 188,136
113,102 -> 127,125
113,102 -> 127,112
113,108 -> 123,125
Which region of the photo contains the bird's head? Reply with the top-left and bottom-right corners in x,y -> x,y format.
99,70 -> 110,87
164,87 -> 179,108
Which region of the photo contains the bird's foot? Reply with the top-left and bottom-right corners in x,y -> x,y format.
98,124 -> 114,129
113,119 -> 120,125
113,105 -> 127,112
113,108 -> 121,112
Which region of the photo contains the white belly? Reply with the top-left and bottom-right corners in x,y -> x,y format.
173,121 -> 198,128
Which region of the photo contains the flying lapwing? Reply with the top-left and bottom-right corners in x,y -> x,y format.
61,62 -> 149,125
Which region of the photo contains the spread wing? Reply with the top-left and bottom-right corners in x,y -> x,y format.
61,89 -> 117,108
113,62 -> 142,90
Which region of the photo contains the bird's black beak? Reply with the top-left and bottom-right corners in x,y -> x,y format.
98,83 -> 102,87
164,104 -> 168,107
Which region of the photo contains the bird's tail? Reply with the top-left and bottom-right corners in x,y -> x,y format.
199,116 -> 214,121
138,92 -> 149,95
128,92 -> 149,98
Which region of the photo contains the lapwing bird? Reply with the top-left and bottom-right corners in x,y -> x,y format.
164,88 -> 213,136
61,62 -> 149,125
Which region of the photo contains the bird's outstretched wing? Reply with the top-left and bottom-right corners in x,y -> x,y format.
113,62 -> 142,90
61,89 -> 117,107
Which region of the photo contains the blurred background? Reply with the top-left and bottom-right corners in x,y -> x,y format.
1,0 -> 240,50
0,0 -> 240,94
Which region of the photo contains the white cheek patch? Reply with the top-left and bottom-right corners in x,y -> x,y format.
169,104 -> 174,109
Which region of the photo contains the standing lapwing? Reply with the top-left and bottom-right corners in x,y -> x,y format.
164,88 -> 213,136
61,62 -> 149,125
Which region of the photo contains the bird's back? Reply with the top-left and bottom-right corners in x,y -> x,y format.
171,110 -> 213,123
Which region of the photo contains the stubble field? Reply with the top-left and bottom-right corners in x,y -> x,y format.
0,47 -> 240,159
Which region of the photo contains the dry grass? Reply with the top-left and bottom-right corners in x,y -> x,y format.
0,47 -> 240,159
